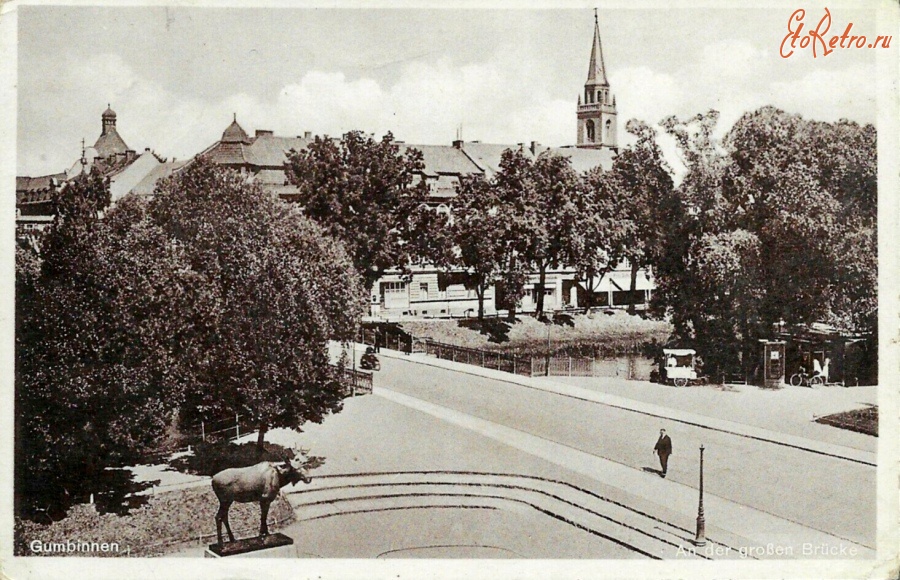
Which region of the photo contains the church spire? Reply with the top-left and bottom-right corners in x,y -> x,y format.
586,8 -> 608,87
576,10 -> 617,152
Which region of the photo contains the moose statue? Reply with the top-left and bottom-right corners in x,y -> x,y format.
211,447 -> 316,548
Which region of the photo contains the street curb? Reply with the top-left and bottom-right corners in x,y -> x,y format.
373,347 -> 876,467
374,386 -> 874,557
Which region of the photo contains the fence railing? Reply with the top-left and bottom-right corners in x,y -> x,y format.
339,366 -> 374,396
422,339 -> 535,377
416,338 -> 652,380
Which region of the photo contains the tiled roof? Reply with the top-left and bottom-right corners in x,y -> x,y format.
222,119 -> 250,144
94,128 -> 129,158
130,160 -> 190,196
206,142 -> 250,165
538,146 -> 616,173
16,173 -> 65,205
253,168 -> 290,185
399,144 -> 483,177
244,135 -> 310,167
458,142 -> 531,176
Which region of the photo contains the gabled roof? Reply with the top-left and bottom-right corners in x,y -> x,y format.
458,142 -> 530,176
539,146 -> 615,173
16,173 -> 65,205
130,159 -> 190,196
399,144 -> 483,177
245,135 -> 310,166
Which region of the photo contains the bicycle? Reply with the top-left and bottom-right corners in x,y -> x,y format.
789,368 -> 823,387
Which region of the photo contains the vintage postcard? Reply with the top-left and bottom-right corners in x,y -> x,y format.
1,0 -> 898,578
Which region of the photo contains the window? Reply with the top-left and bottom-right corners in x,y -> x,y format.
605,119 -> 612,141
382,282 -> 407,294
419,283 -> 429,297
586,120 -> 595,142
597,90 -> 602,103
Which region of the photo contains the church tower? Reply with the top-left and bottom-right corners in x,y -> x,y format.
577,10 -> 617,151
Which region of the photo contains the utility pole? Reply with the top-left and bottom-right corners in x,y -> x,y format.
695,444 -> 707,546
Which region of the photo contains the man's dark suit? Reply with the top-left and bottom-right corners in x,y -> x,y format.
654,434 -> 673,475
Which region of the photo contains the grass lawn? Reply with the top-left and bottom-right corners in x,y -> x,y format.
15,485 -> 295,557
402,311 -> 672,357
815,406 -> 878,437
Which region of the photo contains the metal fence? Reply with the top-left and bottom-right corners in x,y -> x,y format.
338,366 -> 374,396
417,338 -> 653,380
422,339 -> 534,377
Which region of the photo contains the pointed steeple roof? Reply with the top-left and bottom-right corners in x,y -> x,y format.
586,9 -> 609,87
222,114 -> 250,144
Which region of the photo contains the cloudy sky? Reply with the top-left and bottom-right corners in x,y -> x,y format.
16,2 -> 879,176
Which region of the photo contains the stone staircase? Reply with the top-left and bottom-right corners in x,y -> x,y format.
283,470 -> 742,560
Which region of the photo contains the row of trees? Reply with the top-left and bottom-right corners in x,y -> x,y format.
16,158 -> 364,514
285,123 -> 673,321
15,105 -> 875,514
652,107 -> 876,373
284,108 -> 875,375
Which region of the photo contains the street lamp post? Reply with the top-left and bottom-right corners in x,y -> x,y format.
695,444 -> 707,546
546,323 -> 551,377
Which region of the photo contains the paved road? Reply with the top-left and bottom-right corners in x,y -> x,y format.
374,353 -> 876,549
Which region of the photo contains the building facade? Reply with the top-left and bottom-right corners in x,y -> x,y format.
17,13 -> 653,320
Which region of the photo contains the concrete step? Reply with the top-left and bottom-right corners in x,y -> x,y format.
284,471 -> 734,560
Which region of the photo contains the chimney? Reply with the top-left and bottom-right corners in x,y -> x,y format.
452,139 -> 463,149
255,129 -> 273,137
304,131 -> 312,139
530,141 -> 540,154
125,149 -> 136,163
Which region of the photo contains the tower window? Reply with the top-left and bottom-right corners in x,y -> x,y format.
586,120 -> 595,142
597,91 -> 602,104
605,119 -> 612,141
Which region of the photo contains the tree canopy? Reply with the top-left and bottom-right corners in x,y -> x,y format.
150,157 -> 365,448
284,131 -> 437,291
652,107 -> 876,374
15,159 -> 365,516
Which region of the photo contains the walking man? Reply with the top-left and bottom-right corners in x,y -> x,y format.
654,428 -> 673,477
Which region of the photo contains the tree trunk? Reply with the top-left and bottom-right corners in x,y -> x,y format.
256,422 -> 267,453
476,281 -> 486,321
628,261 -> 639,315
584,273 -> 594,310
535,264 -> 547,319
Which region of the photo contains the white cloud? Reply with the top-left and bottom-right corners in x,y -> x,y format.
17,41 -> 876,177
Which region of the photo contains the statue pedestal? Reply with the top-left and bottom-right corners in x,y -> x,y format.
205,532 -> 294,558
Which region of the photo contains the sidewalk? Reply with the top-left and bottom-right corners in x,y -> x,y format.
375,386 -> 873,559
551,375 -> 876,453
369,346 -> 875,466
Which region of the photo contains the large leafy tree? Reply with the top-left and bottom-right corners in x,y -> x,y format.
15,173 -> 190,514
575,167 -> 633,311
150,158 -> 365,450
284,131 -> 437,290
653,107 -> 876,374
450,175 -> 506,321
492,149 -> 581,319
606,120 -> 676,314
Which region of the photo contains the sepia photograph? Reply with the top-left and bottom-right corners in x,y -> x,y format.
2,1 -> 898,578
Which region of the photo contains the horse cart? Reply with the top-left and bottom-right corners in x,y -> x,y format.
662,348 -> 705,387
